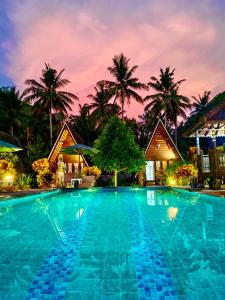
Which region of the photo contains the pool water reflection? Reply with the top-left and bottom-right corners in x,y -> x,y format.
0,188 -> 225,299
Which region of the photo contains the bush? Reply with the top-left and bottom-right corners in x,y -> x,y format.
82,166 -> 101,179
165,161 -> 198,186
36,171 -> 54,188
175,164 -> 198,185
16,174 -> 33,189
32,158 -> 54,188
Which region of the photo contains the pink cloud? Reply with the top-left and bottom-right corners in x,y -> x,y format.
5,0 -> 225,120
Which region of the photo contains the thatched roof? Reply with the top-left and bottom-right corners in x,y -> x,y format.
182,91 -> 225,137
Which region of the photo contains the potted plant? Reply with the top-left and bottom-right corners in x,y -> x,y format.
204,177 -> 210,189
82,166 -> 101,186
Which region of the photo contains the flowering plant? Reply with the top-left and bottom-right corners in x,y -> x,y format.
82,166 -> 101,179
175,164 -> 198,185
32,158 -> 49,173
0,153 -> 18,181
32,158 -> 54,188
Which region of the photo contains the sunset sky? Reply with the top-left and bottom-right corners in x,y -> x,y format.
1,0 -> 225,119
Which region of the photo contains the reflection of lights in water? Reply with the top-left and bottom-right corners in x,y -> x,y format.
168,207 -> 178,220
164,199 -> 169,206
76,208 -> 84,219
133,187 -> 141,191
158,199 -> 163,206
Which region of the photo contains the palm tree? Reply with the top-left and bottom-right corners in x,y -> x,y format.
144,67 -> 190,145
23,64 -> 78,146
87,81 -> 120,124
69,104 -> 98,146
191,91 -> 211,115
168,89 -> 190,145
0,86 -> 26,136
101,53 -> 147,119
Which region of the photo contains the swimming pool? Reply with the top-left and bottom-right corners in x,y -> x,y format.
0,187 -> 225,299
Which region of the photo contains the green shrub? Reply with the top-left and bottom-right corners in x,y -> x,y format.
16,174 -> 33,189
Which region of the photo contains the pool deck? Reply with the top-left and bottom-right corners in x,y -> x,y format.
174,185 -> 225,198
1,186 -> 225,201
0,188 -> 58,201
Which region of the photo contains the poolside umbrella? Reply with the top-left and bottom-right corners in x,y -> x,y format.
61,144 -> 98,176
0,140 -> 23,153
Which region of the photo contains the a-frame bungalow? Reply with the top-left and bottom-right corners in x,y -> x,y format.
145,119 -> 183,183
48,123 -> 88,185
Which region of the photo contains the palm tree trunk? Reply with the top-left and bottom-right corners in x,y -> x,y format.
164,112 -> 167,127
49,100 -> 53,147
174,118 -> 178,146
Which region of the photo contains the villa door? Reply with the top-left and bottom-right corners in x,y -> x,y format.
146,161 -> 155,181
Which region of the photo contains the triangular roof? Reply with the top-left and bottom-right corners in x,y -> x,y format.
48,123 -> 88,165
183,91 -> 225,137
145,119 -> 183,161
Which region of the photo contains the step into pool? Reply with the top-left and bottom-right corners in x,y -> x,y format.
0,187 -> 225,299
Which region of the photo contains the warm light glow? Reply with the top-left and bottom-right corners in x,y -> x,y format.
168,207 -> 178,220
5,174 -> 13,182
167,177 -> 177,186
76,208 -> 84,219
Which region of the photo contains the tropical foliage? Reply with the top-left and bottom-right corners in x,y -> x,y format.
175,164 -> 198,185
16,174 -> 33,189
191,91 -> 211,115
144,67 -> 190,145
0,54 -> 221,188
165,161 -> 198,186
32,158 -> 54,188
82,166 -> 101,179
23,63 -> 78,146
92,116 -> 145,187
101,53 -> 147,119
0,153 -> 18,182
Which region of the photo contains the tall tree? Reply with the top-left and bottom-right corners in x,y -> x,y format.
144,67 -> 190,145
23,64 -> 78,146
0,86 -> 26,136
69,104 -> 98,146
92,116 -> 145,187
101,53 -> 147,119
191,90 -> 211,115
87,81 -> 120,124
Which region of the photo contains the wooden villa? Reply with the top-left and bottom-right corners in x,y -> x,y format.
48,123 -> 88,186
145,119 -> 183,184
183,91 -> 225,186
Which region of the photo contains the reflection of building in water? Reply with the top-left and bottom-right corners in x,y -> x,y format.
168,206 -> 178,220
147,190 -> 156,206
205,203 -> 214,221
147,190 -> 169,206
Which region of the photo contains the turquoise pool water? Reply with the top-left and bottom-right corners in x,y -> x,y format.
0,188 -> 225,299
